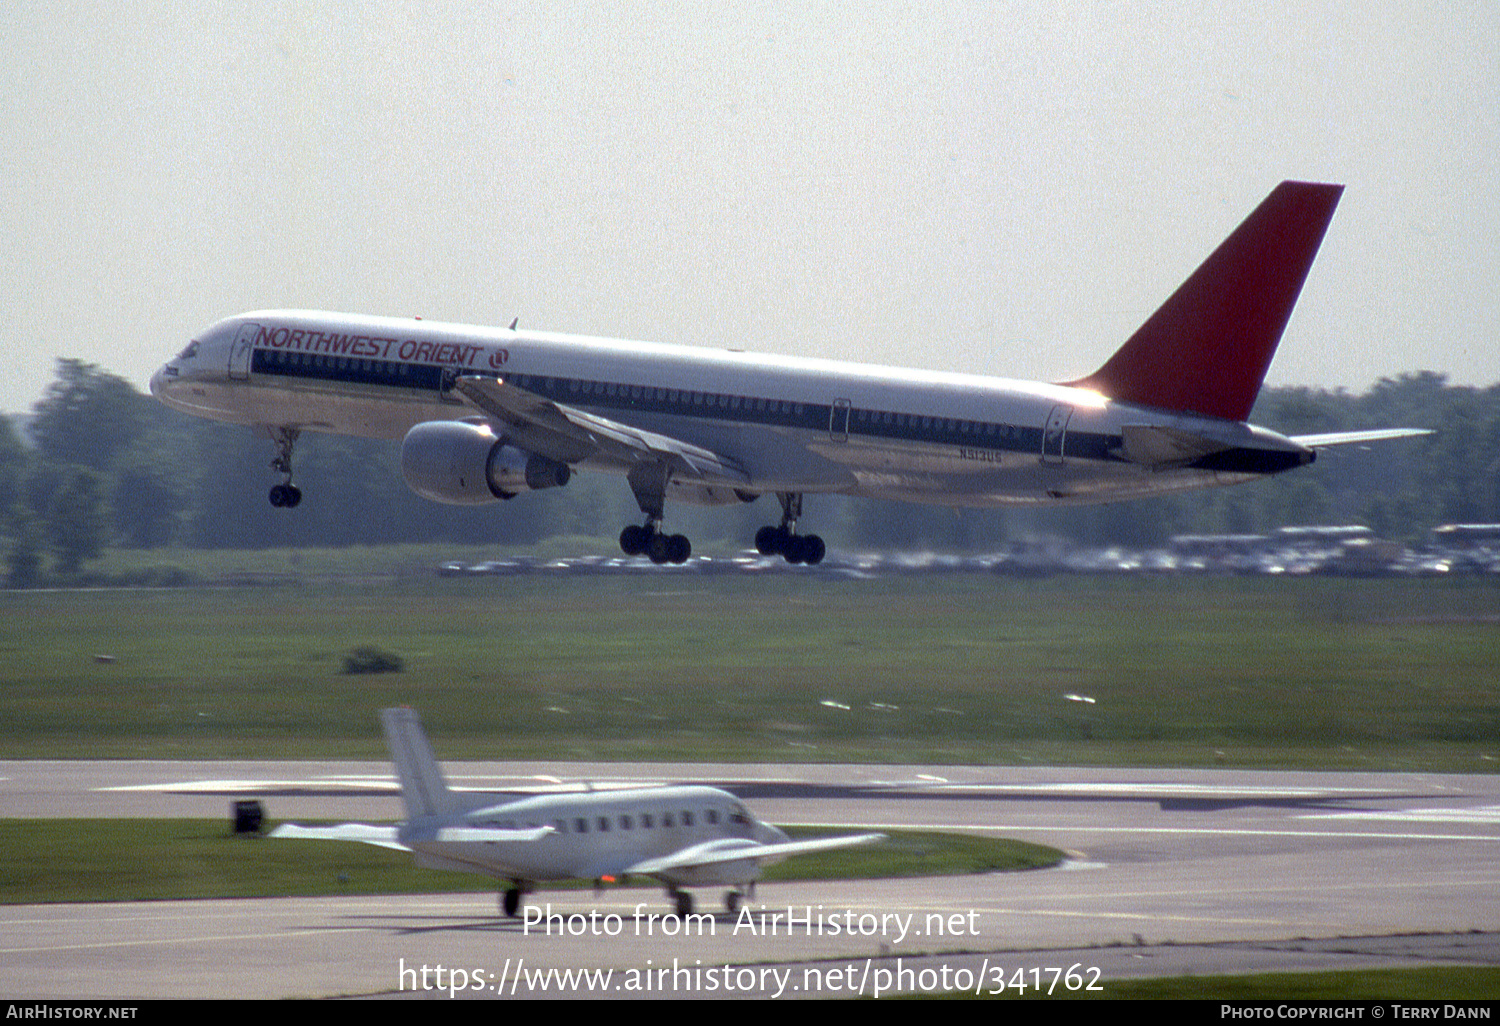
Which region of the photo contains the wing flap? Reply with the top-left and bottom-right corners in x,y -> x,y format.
271,821 -> 553,850
433,825 -> 554,844
626,832 -> 886,876
453,375 -> 748,484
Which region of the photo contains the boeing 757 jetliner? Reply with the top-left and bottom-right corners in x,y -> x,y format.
273,707 -> 885,917
152,182 -> 1425,565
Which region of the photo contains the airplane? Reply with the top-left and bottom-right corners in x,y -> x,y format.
270,707 -> 886,917
151,181 -> 1427,566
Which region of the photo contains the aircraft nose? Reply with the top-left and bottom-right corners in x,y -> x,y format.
149,364 -> 174,398
755,822 -> 789,845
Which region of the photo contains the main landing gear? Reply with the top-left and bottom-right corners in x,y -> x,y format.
620,522 -> 692,565
724,883 -> 753,913
619,461 -> 692,565
755,492 -> 825,565
501,882 -> 529,918
618,485 -> 826,567
266,426 -> 302,508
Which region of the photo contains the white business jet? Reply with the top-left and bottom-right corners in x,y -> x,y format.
271,707 -> 885,917
153,182 -> 1425,565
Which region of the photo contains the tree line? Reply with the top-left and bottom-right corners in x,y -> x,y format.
1,359 -> 1489,583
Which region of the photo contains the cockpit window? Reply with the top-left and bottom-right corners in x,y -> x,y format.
176,341 -> 200,360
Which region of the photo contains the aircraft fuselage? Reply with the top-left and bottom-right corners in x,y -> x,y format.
152,308 -> 1311,509
403,784 -> 779,885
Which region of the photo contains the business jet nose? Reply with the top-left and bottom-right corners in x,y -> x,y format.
755,822 -> 789,845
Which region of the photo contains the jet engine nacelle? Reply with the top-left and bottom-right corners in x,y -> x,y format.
401,420 -> 570,504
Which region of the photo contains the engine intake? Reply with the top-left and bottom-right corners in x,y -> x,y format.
401,421 -> 570,504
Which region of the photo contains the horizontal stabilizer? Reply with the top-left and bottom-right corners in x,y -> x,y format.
1290,428 -> 1432,448
270,823 -> 410,851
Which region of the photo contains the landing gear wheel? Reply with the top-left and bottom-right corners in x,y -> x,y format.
672,889 -> 694,917
724,890 -> 741,914
755,525 -> 786,556
268,483 -> 302,508
266,427 -> 302,509
620,524 -> 649,556
784,534 -> 824,565
624,523 -> 691,564
754,523 -> 824,565
502,886 -> 522,918
755,492 -> 824,564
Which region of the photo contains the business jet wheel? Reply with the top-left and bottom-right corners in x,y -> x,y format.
268,484 -> 302,508
672,889 -> 694,917
724,890 -> 741,914
502,886 -> 522,918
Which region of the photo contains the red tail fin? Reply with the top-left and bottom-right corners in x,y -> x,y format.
1068,181 -> 1343,421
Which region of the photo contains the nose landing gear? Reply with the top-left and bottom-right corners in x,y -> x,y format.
266,426 -> 302,508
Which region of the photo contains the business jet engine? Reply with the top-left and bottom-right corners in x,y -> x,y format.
401,420 -> 570,504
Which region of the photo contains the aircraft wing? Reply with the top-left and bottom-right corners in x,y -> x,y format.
271,822 -> 553,849
1290,428 -> 1432,448
270,823 -> 411,851
452,375 -> 748,485
432,824 -> 554,844
625,832 -> 886,876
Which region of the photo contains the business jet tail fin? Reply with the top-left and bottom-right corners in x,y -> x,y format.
381,706 -> 461,819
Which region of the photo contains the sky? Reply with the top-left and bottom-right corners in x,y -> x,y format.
3,2 -> 1497,415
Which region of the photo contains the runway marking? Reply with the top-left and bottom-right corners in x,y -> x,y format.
781,821 -> 1500,842
96,777 -> 667,794
0,926 -> 362,957
1298,805 -> 1500,825
939,783 -> 1392,798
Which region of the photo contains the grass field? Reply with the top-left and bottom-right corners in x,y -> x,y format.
3,569 -> 1499,768
0,819 -> 1061,904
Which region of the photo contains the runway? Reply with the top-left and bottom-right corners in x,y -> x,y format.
2,760 -> 1498,998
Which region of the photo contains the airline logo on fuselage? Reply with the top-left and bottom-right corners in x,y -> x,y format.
251,324 -> 508,369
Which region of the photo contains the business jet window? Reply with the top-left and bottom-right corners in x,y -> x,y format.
575,817 -> 588,833
641,814 -> 653,828
663,814 -> 674,827
682,812 -> 694,827
620,815 -> 633,830
177,342 -> 200,360
597,817 -> 609,832
553,820 -> 567,834
706,809 -> 719,825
